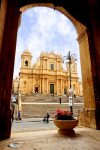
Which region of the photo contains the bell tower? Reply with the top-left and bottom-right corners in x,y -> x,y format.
21,49 -> 32,68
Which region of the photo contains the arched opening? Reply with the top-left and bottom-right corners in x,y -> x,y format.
13,6 -> 83,122
0,0 -> 100,140
25,60 -> 28,66
17,3 -> 96,129
35,87 -> 38,93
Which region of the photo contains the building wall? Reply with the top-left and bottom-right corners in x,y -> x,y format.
12,76 -> 20,93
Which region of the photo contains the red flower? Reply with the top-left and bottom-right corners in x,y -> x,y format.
55,109 -> 74,120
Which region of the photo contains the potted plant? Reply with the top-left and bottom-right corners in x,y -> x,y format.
53,109 -> 79,135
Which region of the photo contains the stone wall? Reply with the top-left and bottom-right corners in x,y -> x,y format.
78,108 -> 96,129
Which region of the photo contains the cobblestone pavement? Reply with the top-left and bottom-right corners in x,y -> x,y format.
0,127 -> 100,150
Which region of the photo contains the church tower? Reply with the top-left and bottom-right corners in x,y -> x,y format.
19,49 -> 32,94
21,49 -> 32,69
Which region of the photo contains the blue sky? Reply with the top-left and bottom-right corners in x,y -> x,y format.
14,7 -> 81,78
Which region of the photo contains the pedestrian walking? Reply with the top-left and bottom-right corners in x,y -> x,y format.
46,112 -> 50,123
74,94 -> 76,98
59,97 -> 61,104
10,102 -> 15,124
16,111 -> 22,120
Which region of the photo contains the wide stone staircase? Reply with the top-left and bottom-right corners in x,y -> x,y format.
21,103 -> 83,118
20,94 -> 84,118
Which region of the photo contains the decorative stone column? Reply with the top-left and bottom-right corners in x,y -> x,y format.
56,78 -> 58,95
61,79 -> 62,95
39,78 -> 41,93
32,75 -> 35,93
42,77 -> 44,93
47,78 -> 48,94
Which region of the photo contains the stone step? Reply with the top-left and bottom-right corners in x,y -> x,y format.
21,103 -> 83,118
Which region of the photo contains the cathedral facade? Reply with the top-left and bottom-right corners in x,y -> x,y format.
18,49 -> 82,96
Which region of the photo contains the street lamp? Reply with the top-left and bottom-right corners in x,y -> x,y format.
63,51 -> 77,114
67,51 -> 72,89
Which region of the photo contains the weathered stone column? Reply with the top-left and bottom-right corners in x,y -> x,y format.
87,0 -> 100,129
0,1 -> 21,139
62,79 -> 64,95
61,79 -> 62,95
77,20 -> 100,129
39,78 -> 41,93
41,78 -> 42,93
77,24 -> 95,128
42,77 -> 44,93
32,75 -> 35,93
56,78 -> 58,95
47,78 -> 48,94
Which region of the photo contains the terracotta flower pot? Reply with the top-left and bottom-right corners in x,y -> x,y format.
54,118 -> 79,135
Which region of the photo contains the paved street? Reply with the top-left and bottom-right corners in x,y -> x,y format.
4,94 -> 100,150
12,118 -> 56,133
1,127 -> 100,150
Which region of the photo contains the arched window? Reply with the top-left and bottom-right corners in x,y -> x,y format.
25,60 -> 28,66
50,64 -> 54,70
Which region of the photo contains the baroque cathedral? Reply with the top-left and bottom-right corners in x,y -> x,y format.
14,49 -> 82,96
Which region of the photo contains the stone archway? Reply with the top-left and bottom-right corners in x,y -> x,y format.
17,2 -> 100,130
0,0 -> 100,139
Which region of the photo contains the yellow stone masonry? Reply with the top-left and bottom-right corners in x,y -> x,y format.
13,50 -> 83,96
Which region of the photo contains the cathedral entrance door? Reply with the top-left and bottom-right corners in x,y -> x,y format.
50,84 -> 54,94
35,87 -> 38,93
64,88 -> 67,94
